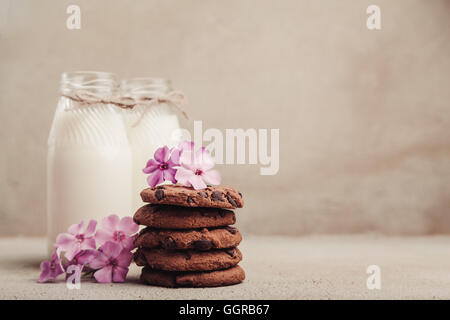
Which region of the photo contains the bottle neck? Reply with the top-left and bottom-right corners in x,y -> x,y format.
60,71 -> 119,95
121,78 -> 172,98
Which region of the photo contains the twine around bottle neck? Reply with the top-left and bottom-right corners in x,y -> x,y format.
62,89 -> 189,127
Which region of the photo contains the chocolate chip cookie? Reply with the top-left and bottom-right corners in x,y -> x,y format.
134,226 -> 242,250
134,247 -> 242,271
133,204 -> 236,229
140,265 -> 245,288
140,185 -> 244,209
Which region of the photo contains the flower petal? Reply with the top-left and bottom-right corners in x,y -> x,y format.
51,251 -> 59,261
76,250 -> 98,265
116,249 -> 133,268
99,241 -> 122,258
55,233 -> 76,250
63,242 -> 82,261
154,146 -> 169,163
174,167 -> 195,186
189,174 -> 207,190
81,237 -> 96,250
142,159 -> 159,174
38,261 -> 51,283
179,150 -> 196,171
168,148 -> 180,166
68,221 -> 84,235
84,220 -> 97,236
202,169 -> 221,185
121,235 -> 136,251
101,214 -> 120,232
112,266 -> 129,282
88,251 -> 108,269
95,228 -> 113,246
163,168 -> 177,184
94,266 -> 113,283
196,148 -> 215,171
118,216 -> 139,235
146,170 -> 164,187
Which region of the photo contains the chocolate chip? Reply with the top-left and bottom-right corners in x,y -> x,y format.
193,240 -> 213,251
224,249 -> 236,257
225,194 -> 237,207
211,191 -> 224,201
156,186 -> 165,189
162,237 -> 176,249
187,196 -> 194,204
238,192 -> 243,198
155,189 -> 165,200
225,226 -> 237,234
184,251 -> 192,260
198,191 -> 208,198
218,209 -> 226,218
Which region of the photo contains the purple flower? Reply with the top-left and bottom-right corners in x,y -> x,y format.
143,146 -> 179,187
175,146 -> 221,190
55,220 -> 97,261
38,251 -> 65,283
95,214 -> 139,251
88,241 -> 133,283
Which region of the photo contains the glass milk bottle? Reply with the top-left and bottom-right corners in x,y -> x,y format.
120,78 -> 181,212
47,71 -> 132,254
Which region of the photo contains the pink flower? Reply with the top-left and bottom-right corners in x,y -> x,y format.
38,251 -> 65,283
175,146 -> 221,190
55,220 -> 97,261
88,241 -> 133,283
143,146 -> 179,187
64,250 -> 97,275
95,214 -> 138,250
168,140 -> 191,162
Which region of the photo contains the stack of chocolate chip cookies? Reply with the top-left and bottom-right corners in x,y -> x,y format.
133,184 -> 245,288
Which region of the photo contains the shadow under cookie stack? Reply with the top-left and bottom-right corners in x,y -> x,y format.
133,184 -> 245,288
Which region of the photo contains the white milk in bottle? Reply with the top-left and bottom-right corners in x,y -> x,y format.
47,71 -> 132,254
120,78 -> 181,212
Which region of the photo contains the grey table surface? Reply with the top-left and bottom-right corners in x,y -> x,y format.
1,234 -> 449,299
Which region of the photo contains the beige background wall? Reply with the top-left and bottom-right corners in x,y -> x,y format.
1,0 -> 449,236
